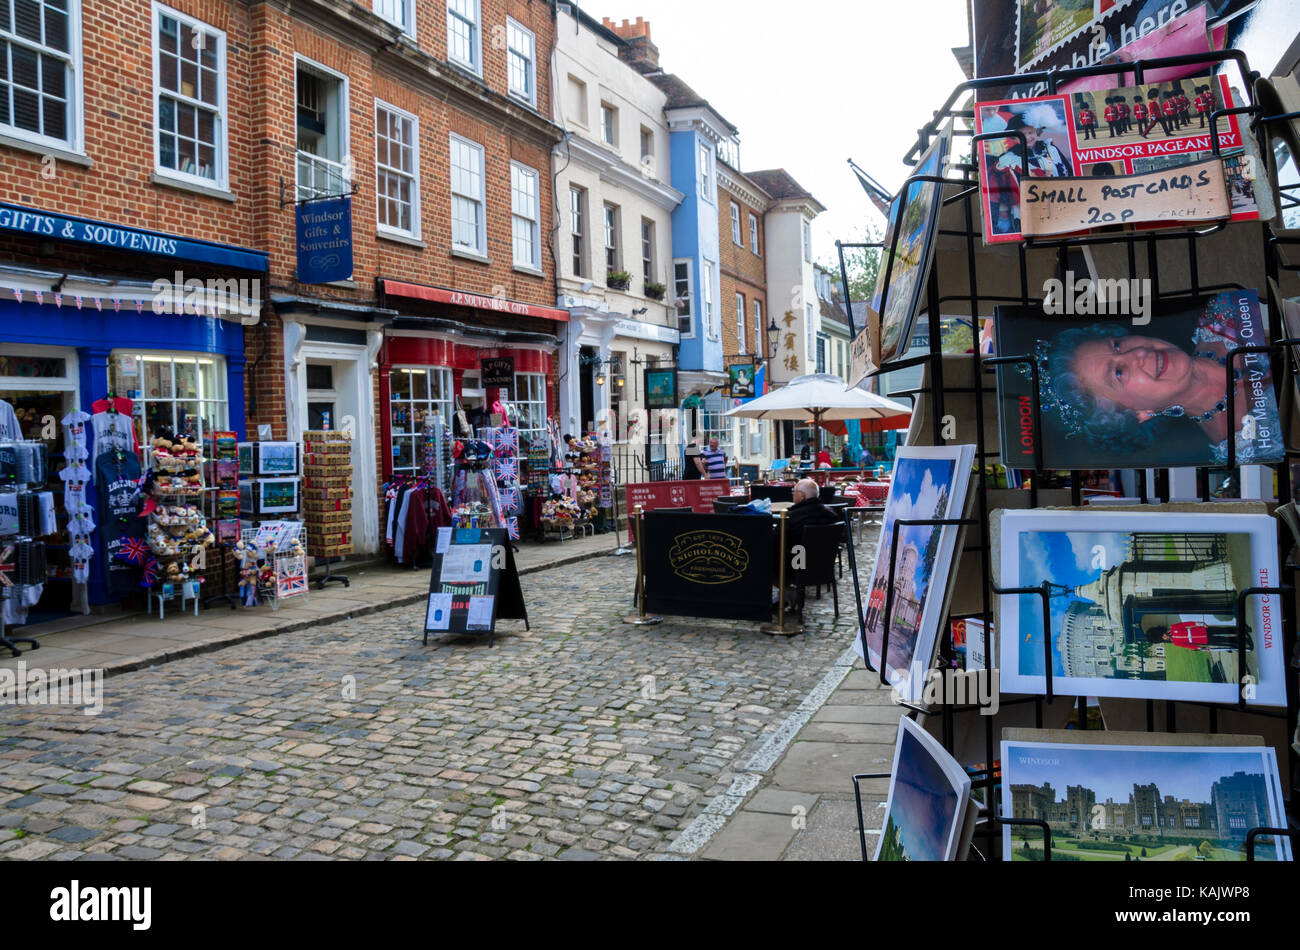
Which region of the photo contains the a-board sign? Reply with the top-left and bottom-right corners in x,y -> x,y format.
423,527 -> 528,647
625,478 -> 731,541
1019,157 -> 1230,237
640,512 -> 774,623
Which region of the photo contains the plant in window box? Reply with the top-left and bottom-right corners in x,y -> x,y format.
644,281 -> 666,301
607,270 -> 632,291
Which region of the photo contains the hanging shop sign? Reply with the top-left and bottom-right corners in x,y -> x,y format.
0,202 -> 267,271
727,362 -> 757,399
423,527 -> 527,647
638,512 -> 774,623
1020,156 -> 1230,236
296,197 -> 354,284
480,357 -> 515,390
644,367 -> 678,410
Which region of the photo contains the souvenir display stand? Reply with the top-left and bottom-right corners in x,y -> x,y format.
841,48 -> 1300,861
145,434 -> 210,618
235,521 -> 309,611
235,440 -> 309,608
302,430 -> 351,589
0,439 -> 50,655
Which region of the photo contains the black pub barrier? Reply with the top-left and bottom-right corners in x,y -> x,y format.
837,46 -> 1300,860
634,509 -> 776,624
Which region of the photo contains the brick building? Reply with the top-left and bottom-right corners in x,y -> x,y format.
0,0 -> 563,619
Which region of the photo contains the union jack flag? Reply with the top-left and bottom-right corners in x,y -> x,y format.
0,545 -> 13,587
491,457 -> 517,481
505,517 -> 520,541
115,537 -> 149,565
499,487 -> 520,514
277,557 -> 308,598
140,556 -> 159,586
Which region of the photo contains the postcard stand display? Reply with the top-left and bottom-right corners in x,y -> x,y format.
302,430 -> 351,589
841,47 -> 1300,861
234,441 -> 308,609
0,440 -> 49,655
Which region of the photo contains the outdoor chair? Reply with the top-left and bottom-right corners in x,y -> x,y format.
788,522 -> 842,620
751,484 -> 793,503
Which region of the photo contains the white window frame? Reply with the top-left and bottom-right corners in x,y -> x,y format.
703,258 -> 716,340
375,0 -> 416,37
511,161 -> 540,271
673,258 -> 694,339
753,299 -> 763,354
506,18 -> 535,107
730,202 -> 742,245
603,203 -> 620,275
735,292 -> 746,354
1,0 -> 84,153
749,213 -> 760,255
449,132 -> 486,256
698,142 -> 712,201
513,372 -> 548,449
294,55 -> 351,201
600,101 -> 617,147
570,185 -> 587,278
108,350 -> 229,447
802,218 -> 812,262
152,2 -> 228,190
446,0 -> 481,76
639,126 -> 653,161
640,217 -> 655,284
375,99 -> 420,240
389,366 -> 454,475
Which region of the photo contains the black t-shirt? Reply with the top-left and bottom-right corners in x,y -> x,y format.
97,451 -> 144,596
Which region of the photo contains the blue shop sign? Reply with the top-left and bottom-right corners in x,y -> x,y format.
0,201 -> 267,272
296,197 -> 354,284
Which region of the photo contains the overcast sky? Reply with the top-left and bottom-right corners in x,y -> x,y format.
574,0 -> 970,266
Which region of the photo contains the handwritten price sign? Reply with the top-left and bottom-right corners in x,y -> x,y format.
1020,157 -> 1230,237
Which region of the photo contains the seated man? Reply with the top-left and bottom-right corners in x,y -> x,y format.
774,478 -> 842,610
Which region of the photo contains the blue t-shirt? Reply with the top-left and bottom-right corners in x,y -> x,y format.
701,447 -> 727,479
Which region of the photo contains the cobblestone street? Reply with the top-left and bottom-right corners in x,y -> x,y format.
0,552 -> 862,861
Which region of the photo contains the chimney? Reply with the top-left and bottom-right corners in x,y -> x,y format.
602,16 -> 659,70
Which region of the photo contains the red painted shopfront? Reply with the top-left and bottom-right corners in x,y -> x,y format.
377,280 -> 565,480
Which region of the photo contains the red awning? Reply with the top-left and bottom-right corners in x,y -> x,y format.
380,279 -> 569,322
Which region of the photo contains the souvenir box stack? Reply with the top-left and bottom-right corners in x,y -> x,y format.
302,430 -> 353,558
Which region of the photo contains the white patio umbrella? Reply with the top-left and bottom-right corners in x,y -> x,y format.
724,373 -> 911,454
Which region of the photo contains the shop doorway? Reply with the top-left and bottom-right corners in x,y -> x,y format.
579,345 -> 596,434
292,345 -> 376,553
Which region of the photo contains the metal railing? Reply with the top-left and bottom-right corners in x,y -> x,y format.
611,443 -> 682,484
296,152 -> 349,202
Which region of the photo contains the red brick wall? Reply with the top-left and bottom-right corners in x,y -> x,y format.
717,183 -> 767,359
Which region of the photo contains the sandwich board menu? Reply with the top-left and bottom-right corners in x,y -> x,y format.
423,527 -> 528,647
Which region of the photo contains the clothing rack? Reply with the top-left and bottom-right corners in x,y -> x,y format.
842,46 -> 1300,860
0,438 -> 49,656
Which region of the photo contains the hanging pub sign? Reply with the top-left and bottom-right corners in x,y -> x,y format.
481,357 -> 515,391
645,367 -> 678,410
727,362 -> 756,399
296,196 -> 354,284
1020,156 -> 1231,236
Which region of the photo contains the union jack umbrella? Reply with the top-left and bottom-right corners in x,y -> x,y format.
0,545 -> 13,587
115,536 -> 149,565
140,556 -> 159,587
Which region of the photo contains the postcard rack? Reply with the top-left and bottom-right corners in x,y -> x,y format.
842,46 -> 1300,860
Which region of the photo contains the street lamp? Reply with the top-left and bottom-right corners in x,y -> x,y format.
766,315 -> 780,365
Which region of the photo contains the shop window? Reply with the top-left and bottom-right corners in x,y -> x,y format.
511,372 -> 547,452
296,59 -> 349,201
375,100 -> 419,238
451,133 -> 485,255
0,345 -> 77,455
109,352 -> 227,446
389,366 -> 453,475
511,162 -> 540,270
154,3 -> 226,188
506,18 -> 535,106
1,0 -> 81,150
